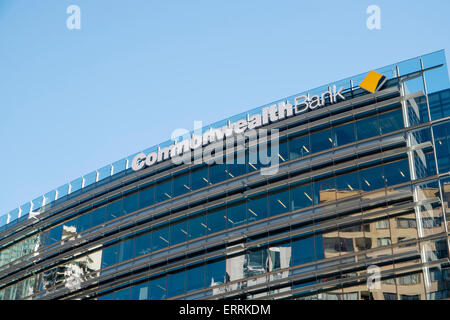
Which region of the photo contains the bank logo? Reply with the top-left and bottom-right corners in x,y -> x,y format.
359,70 -> 387,93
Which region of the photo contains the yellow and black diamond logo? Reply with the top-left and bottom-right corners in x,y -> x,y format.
359,70 -> 387,93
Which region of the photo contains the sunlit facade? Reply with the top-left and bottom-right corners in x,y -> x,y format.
0,50 -> 449,300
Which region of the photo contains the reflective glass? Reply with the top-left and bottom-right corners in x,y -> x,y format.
268,187 -> 289,217
152,226 -> 169,251
149,276 -> 167,300
289,134 -> 310,160
247,193 -> 268,223
356,115 -> 379,140
310,129 -> 333,154
290,181 -> 313,211
332,122 -> 355,147
227,200 -> 246,228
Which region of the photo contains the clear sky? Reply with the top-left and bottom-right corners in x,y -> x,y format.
0,0 -> 449,216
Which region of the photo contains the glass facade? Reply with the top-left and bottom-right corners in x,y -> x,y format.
0,50 -> 449,300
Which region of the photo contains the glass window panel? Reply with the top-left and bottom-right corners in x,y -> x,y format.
360,165 -> 385,192
207,205 -> 227,234
384,159 -> 410,187
101,244 -> 118,269
149,276 -> 167,300
167,270 -> 185,298
277,140 -> 289,163
186,264 -> 205,292
356,115 -> 379,140
313,177 -> 336,204
122,191 -> 138,215
152,226 -> 169,251
247,193 -> 268,223
226,151 -> 246,178
292,236 -> 316,266
290,181 -> 313,211
90,206 -> 106,227
336,172 -> 360,199
172,172 -> 190,197
310,129 -> 333,154
227,200 -> 246,228
379,109 -> 404,135
134,231 -> 151,257
191,166 -> 209,190
76,211 -> 92,233
118,238 -> 134,263
206,259 -> 226,287
139,183 -> 155,209
209,163 -> 228,185
332,122 -> 355,147
188,213 -> 207,240
170,219 -> 188,246
268,187 -> 289,217
106,197 -> 123,220
130,281 -> 149,300
156,178 -> 173,202
114,287 -> 131,300
289,134 -> 310,160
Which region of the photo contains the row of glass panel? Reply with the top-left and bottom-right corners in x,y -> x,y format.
0,106 -> 406,268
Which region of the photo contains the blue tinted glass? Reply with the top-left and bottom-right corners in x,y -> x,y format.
134,231 -> 151,256
172,172 -> 190,197
227,152 -> 246,177
290,181 -> 313,211
227,200 -> 246,228
156,178 -> 172,202
430,90 -> 450,121
384,160 -> 410,187
360,166 -> 385,191
76,211 -> 92,233
310,129 -> 332,154
278,140 -> 289,163
313,177 -> 336,204
114,287 -> 131,300
206,259 -> 226,287
118,238 -> 134,263
188,213 -> 207,239
292,236 -> 316,266
186,264 -> 205,292
191,166 -> 209,190
46,224 -> 63,245
434,122 -> 450,173
152,226 -> 169,251
170,219 -> 188,246
336,172 -> 360,198
379,109 -> 404,135
149,277 -> 166,300
139,184 -> 155,209
123,191 -> 138,215
408,96 -> 429,126
247,193 -> 267,223
91,206 -> 106,227
101,244 -> 118,268
209,163 -> 228,185
356,115 -> 379,140
207,206 -> 227,234
268,187 -> 289,217
332,122 -> 355,147
130,281 -> 149,300
289,134 -> 310,160
107,198 -> 122,220
167,270 -> 185,298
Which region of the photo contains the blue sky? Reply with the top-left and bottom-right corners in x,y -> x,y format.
0,0 -> 449,216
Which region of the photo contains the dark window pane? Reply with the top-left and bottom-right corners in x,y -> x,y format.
91,206 -> 106,227
268,187 -> 289,217
172,172 -> 190,197
209,163 -> 228,185
206,259 -> 226,287
188,213 -> 207,240
313,177 -> 336,204
360,165 -> 385,191
170,219 -> 188,246
289,134 -> 310,160
134,231 -> 151,257
114,287 -> 131,300
207,205 -> 227,234
167,270 -> 185,298
131,281 -> 149,300
290,181 -> 313,211
356,115 -> 379,140
226,152 -> 246,178
139,184 -> 155,209
149,277 -> 166,300
118,238 -> 134,263
101,244 -> 118,269
310,129 -> 333,154
332,122 -> 355,147
107,198 -> 123,220
123,192 -> 138,215
384,159 -> 410,187
247,193 -> 268,223
379,109 -> 404,135
76,212 -> 92,233
336,172 -> 360,199
156,178 -> 172,203
292,236 -> 316,266
152,226 -> 169,251
191,166 -> 209,190
186,264 -> 205,292
227,200 -> 246,228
